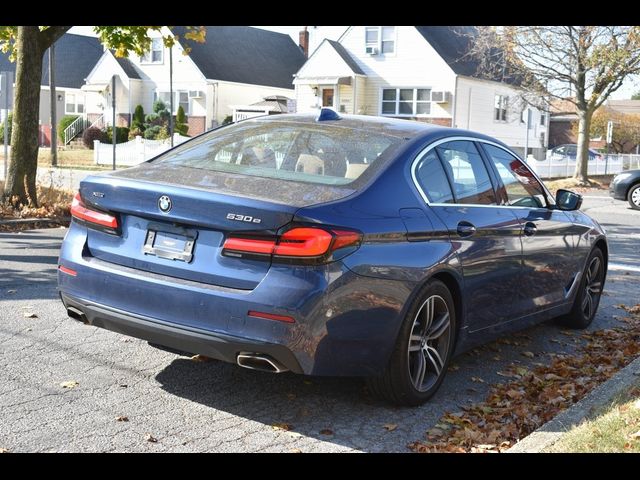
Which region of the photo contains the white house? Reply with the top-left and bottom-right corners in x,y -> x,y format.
294,26 -> 549,159
0,33 -> 104,147
82,26 -> 307,136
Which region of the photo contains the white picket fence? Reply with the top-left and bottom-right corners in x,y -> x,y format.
94,134 -> 190,166
527,154 -> 640,179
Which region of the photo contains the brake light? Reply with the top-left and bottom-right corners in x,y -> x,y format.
222,227 -> 362,262
71,192 -> 119,232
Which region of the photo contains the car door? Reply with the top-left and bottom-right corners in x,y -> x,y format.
480,143 -> 579,315
413,140 -> 524,332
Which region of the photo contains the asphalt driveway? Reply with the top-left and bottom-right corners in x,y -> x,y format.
1,193 -> 639,452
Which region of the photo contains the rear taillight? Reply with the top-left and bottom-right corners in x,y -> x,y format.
222,226 -> 362,263
71,192 -> 119,234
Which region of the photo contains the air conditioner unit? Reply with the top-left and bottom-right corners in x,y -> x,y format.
188,90 -> 203,99
431,91 -> 452,103
365,46 -> 379,55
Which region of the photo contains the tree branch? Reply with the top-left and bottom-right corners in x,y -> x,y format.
39,26 -> 72,50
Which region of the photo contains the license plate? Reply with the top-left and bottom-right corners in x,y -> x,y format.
142,230 -> 195,262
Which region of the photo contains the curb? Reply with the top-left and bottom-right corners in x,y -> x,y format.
507,355 -> 640,453
0,217 -> 70,226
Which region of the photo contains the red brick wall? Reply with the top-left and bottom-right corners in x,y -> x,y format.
186,116 -> 206,136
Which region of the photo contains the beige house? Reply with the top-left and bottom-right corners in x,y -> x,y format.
83,26 -> 306,135
294,26 -> 549,159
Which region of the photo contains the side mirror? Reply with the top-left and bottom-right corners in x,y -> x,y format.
555,189 -> 583,211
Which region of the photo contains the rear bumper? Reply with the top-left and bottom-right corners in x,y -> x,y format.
61,292 -> 303,373
58,222 -> 413,376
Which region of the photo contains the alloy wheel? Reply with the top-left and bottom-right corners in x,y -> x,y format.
582,256 -> 603,320
632,187 -> 640,207
407,295 -> 451,392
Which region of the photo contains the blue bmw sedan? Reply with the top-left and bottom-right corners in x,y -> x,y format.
58,110 -> 607,406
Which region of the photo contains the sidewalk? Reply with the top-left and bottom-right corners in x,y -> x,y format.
1,158 -> 102,192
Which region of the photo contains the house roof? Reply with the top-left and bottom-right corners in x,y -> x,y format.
243,95 -> 291,112
113,55 -> 142,79
606,100 -> 640,115
415,26 -> 523,86
326,40 -> 365,75
0,33 -> 104,89
172,26 -> 306,89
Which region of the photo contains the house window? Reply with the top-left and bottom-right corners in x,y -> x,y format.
178,91 -> 189,114
494,94 -> 508,122
540,111 -> 547,126
365,26 -> 395,54
141,38 -> 163,64
65,93 -> 85,114
381,88 -> 431,116
155,91 -> 189,114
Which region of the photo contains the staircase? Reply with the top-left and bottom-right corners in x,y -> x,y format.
63,116 -> 90,145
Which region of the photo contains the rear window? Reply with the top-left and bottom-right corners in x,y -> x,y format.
152,120 -> 400,186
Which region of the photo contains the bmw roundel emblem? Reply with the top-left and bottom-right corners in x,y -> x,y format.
158,195 -> 172,213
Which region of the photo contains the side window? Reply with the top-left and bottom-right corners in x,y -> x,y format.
414,150 -> 454,204
483,144 -> 546,208
436,141 -> 497,205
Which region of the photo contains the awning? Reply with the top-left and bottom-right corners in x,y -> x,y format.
81,83 -> 108,92
293,76 -> 352,86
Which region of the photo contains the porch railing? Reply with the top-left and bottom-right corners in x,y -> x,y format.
63,116 -> 90,145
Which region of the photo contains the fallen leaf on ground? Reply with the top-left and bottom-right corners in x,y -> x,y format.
190,354 -> 210,362
634,400 -> 640,410
23,313 -> 38,318
145,434 -> 158,443
60,381 -> 79,389
471,377 -> 485,383
25,328 -> 32,332
0,448 -> 8,453
629,430 -> 640,440
119,384 -> 128,388
320,429 -> 334,435
383,423 -> 398,431
521,351 -> 535,358
272,423 -> 293,431
115,416 -> 129,422
289,448 -> 302,453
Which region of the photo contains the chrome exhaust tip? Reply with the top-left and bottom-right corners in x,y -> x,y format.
66,306 -> 88,324
236,353 -> 288,373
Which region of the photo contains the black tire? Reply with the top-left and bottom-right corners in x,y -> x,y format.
559,248 -> 605,329
367,279 -> 456,406
628,184 -> 640,210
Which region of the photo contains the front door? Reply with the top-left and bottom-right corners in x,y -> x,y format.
480,143 -> 579,315
322,89 -> 334,108
414,140 -> 524,332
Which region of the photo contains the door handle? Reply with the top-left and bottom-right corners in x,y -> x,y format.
523,222 -> 537,236
456,221 -> 476,237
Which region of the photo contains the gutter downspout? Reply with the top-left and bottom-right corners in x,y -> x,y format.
451,75 -> 458,128
353,76 -> 357,114
128,78 -> 132,127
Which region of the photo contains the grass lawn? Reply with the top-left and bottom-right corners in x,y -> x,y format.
37,148 -> 112,171
546,382 -> 640,453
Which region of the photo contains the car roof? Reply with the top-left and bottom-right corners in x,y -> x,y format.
248,112 -> 504,146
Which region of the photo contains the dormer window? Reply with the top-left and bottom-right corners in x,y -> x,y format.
141,38 -> 163,64
365,26 -> 395,54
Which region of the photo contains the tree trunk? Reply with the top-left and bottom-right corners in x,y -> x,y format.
3,27 -> 44,207
573,109 -> 592,184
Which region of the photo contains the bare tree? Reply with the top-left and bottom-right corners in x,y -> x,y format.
465,26 -> 640,184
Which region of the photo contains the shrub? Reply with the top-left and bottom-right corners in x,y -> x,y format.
156,125 -> 170,141
58,115 -> 80,143
0,112 -> 12,145
105,126 -> 130,144
175,105 -> 189,136
131,104 -> 145,132
222,115 -> 233,125
144,125 -> 161,140
128,127 -> 144,140
81,126 -> 107,149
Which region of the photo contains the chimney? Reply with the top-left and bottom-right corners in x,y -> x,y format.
299,26 -> 309,58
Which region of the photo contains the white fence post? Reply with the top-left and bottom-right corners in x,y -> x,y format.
93,140 -> 99,164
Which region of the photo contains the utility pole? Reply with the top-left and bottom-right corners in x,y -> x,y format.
49,44 -> 58,166
524,108 -> 531,161
112,75 -> 116,171
169,44 -> 174,147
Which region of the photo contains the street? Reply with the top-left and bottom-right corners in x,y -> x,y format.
1,193 -> 639,452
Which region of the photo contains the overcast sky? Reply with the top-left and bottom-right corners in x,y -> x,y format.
68,26 -> 639,99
